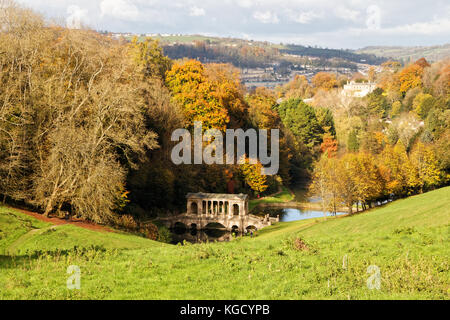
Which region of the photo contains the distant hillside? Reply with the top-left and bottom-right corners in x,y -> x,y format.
129,34 -> 386,68
279,44 -> 386,65
355,44 -> 450,63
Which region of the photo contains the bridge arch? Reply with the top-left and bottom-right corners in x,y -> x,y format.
231,225 -> 239,233
205,222 -> 226,230
246,225 -> 257,231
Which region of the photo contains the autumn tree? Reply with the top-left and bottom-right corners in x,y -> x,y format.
347,129 -> 359,152
350,153 -> 383,210
204,63 -> 248,128
312,72 -> 337,91
414,58 -> 430,69
246,87 -> 280,129
309,156 -> 333,218
320,131 -> 338,158
129,36 -> 172,80
239,157 -> 268,196
166,60 -> 248,131
315,107 -> 336,137
412,93 -> 435,120
410,142 -> 441,192
378,143 -> 418,197
399,64 -> 424,94
276,75 -> 312,99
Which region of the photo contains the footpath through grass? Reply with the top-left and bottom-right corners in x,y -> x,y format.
0,187 -> 449,299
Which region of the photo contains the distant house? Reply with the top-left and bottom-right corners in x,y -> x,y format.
341,81 -> 377,97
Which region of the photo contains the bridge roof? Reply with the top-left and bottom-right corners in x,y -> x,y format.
186,193 -> 248,201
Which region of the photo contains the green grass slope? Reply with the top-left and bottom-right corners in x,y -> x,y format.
0,187 -> 449,300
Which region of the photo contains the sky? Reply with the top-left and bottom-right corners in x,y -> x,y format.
16,0 -> 450,49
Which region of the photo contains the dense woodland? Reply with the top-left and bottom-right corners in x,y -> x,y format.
0,2 -> 448,235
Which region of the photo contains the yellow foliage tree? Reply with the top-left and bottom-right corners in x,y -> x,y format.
410,142 -> 442,192
165,60 -> 230,131
239,157 -> 268,195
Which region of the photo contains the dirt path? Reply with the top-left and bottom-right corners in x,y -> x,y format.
10,206 -> 114,233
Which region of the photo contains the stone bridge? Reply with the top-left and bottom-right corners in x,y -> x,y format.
158,193 -> 279,232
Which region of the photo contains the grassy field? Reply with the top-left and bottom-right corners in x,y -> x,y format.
0,187 -> 449,299
249,186 -> 295,211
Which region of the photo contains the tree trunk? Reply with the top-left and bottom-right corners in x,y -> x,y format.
43,190 -> 57,217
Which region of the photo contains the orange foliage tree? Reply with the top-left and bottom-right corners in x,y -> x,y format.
312,72 -> 337,91
399,64 -> 424,94
320,132 -> 338,158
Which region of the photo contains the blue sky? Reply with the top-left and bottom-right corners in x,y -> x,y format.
17,0 -> 450,49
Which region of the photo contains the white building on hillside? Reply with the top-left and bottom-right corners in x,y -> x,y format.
341,81 -> 377,97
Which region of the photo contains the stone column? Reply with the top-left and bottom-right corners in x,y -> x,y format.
197,200 -> 202,215
187,200 -> 191,214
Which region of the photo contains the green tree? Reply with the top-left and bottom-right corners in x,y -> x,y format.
130,36 -> 172,80
412,93 -> 435,120
366,88 -> 389,118
315,107 -> 336,137
347,129 -> 359,152
275,98 -> 324,148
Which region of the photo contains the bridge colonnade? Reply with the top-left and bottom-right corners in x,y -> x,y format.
187,194 -> 248,217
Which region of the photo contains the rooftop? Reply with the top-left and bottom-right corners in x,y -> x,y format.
186,193 -> 248,201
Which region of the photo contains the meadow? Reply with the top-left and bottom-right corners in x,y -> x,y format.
0,187 -> 449,300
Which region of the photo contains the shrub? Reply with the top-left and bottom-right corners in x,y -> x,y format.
115,214 -> 139,231
156,226 -> 172,243
139,223 -> 159,240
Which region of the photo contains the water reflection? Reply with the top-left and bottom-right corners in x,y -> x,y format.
171,227 -> 233,244
255,207 -> 345,222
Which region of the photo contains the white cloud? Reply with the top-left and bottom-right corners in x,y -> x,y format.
334,6 -> 359,22
235,0 -> 254,8
66,5 -> 89,29
100,0 -> 139,20
253,10 -> 279,24
288,10 -> 323,24
189,6 -> 205,17
376,17 -> 450,35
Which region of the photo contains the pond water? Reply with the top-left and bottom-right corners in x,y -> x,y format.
255,207 -> 346,222
170,227 -> 232,244
170,207 -> 346,244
